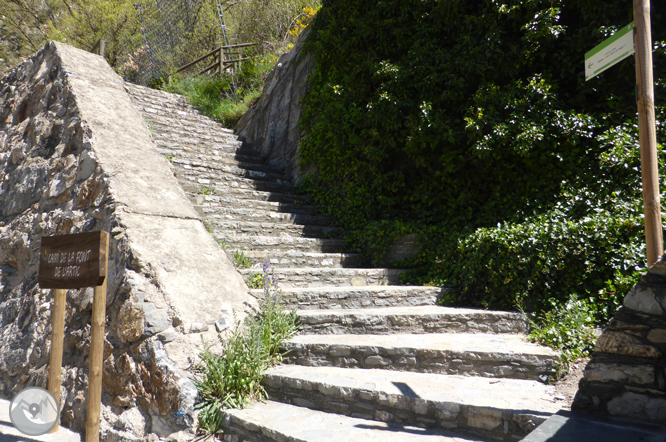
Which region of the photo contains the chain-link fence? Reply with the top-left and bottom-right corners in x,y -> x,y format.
125,0 -> 222,85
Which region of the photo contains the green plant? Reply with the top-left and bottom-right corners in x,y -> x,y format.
527,295 -> 599,377
194,263 -> 298,433
205,224 -> 213,234
217,240 -> 229,250
200,185 -> 216,195
298,0 -> 665,318
233,251 -> 252,268
246,273 -> 264,289
164,153 -> 174,162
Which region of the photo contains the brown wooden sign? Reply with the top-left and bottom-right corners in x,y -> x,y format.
38,231 -> 109,289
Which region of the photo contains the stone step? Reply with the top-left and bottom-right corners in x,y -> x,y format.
146,114 -> 238,141
176,161 -> 290,184
216,234 -> 345,253
207,209 -> 332,226
241,267 -> 405,288
191,187 -> 309,204
198,197 -> 319,216
169,151 -> 285,176
262,365 -> 560,441
267,285 -> 443,309
296,306 -> 530,335
243,251 -> 358,269
180,173 -> 294,194
213,220 -> 335,239
151,130 -> 242,151
154,140 -> 260,164
222,400 -> 487,442
282,333 -> 558,380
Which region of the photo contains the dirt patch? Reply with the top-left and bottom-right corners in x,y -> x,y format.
553,357 -> 589,410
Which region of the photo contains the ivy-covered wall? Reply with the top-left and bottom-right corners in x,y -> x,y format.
299,0 -> 666,316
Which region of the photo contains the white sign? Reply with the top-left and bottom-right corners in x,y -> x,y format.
585,22 -> 635,81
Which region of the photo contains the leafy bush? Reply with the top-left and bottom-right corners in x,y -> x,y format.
160,55 -> 276,127
300,0 -> 666,316
194,263 -> 298,434
527,295 -> 598,377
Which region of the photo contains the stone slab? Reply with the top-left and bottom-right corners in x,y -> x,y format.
282,333 -> 557,379
263,365 -> 560,440
222,400 -> 486,442
121,212 -> 256,370
54,43 -> 199,220
0,399 -> 81,442
265,365 -> 560,414
521,410 -> 666,442
297,305 -> 529,335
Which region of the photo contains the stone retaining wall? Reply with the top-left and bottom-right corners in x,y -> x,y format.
573,258 -> 666,423
0,42 -> 255,440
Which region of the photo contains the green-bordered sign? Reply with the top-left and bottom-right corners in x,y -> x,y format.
585,22 -> 635,81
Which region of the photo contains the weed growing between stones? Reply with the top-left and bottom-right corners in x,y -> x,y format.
194,263 -> 298,435
246,272 -> 264,288
233,250 -> 252,268
200,185 -> 216,195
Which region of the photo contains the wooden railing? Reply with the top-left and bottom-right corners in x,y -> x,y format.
90,39 -> 106,58
176,42 -> 260,76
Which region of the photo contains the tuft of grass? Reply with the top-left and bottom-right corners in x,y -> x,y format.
194,262 -> 298,434
233,251 -> 252,269
165,153 -> 174,162
200,185 -> 216,195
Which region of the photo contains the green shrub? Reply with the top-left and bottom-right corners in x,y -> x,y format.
160,55 -> 276,127
527,295 -> 598,377
299,0 -> 666,318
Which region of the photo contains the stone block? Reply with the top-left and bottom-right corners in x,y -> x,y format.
607,392 -> 666,422
584,363 -> 655,385
467,407 -> 503,431
624,285 -> 664,315
648,329 -> 666,344
594,331 -> 660,358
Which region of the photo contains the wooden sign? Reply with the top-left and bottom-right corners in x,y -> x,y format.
40,230 -> 110,441
38,231 -> 109,289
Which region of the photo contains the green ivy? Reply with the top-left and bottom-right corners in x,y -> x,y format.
299,0 -> 666,315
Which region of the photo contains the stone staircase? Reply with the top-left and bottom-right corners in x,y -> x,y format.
124,82 -> 563,442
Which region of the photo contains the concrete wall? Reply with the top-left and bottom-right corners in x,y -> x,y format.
0,42 -> 255,440
235,27 -> 313,183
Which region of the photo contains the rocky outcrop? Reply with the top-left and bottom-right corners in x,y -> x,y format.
0,41 -> 255,440
573,257 -> 666,423
234,27 -> 313,183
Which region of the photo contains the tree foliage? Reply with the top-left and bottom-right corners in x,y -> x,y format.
300,0 -> 666,316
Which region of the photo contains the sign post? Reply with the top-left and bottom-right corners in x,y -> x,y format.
634,0 -> 663,266
38,231 -> 109,441
585,1 -> 662,266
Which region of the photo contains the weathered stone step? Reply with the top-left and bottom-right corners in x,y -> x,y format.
146,114 -> 238,140
282,333 -> 558,380
297,306 -> 530,335
176,160 -> 290,184
212,220 -> 335,238
216,234 -> 345,253
207,209 -> 332,226
243,251 -> 357,269
172,155 -> 285,177
198,197 -> 318,216
266,285 -> 443,309
151,130 -> 242,151
222,400 -> 486,442
241,267 -> 405,288
262,365 -> 560,441
155,142 -> 262,166
181,173 -> 294,194
192,187 -> 309,204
